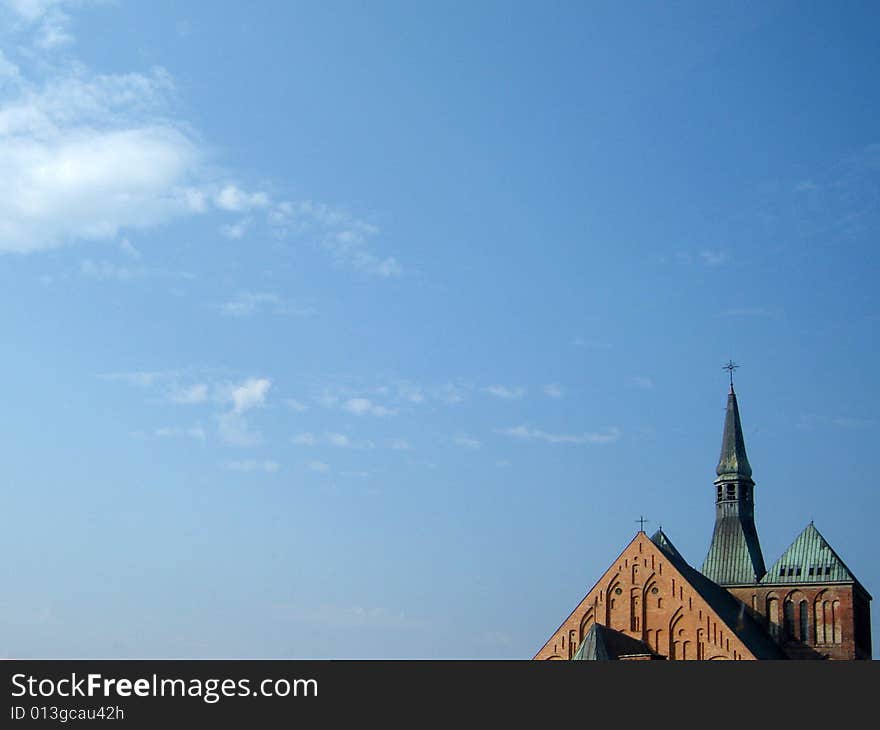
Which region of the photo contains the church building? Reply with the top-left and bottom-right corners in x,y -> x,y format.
533,383 -> 872,660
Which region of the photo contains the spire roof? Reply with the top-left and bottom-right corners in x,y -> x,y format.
716,386 -> 752,480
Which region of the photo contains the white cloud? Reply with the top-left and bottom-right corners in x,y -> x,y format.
308,460 -> 330,473
227,377 -> 271,414
326,432 -> 352,448
219,218 -> 249,239
0,7 -> 404,282
293,431 -> 373,449
543,383 -> 563,399
484,385 -> 526,400
223,459 -> 280,473
285,399 -> 309,412
632,376 -> 653,389
118,237 -> 141,259
397,384 -> 425,404
699,250 -> 727,266
100,370 -> 167,387
453,433 -> 481,450
2,0 -> 73,49
0,63 -> 204,252
389,438 -> 412,451
167,383 -> 209,404
498,425 -> 621,445
154,425 -> 206,442
268,200 -> 402,278
831,416 -> 875,429
214,184 -> 269,212
342,397 -> 394,417
220,291 -> 316,318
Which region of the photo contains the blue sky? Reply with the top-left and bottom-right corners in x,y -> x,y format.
0,0 -> 878,659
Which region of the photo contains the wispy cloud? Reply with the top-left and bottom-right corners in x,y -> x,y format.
797,413 -> 876,431
292,432 -> 374,449
224,377 -> 271,415
831,416 -> 875,429
285,399 -> 309,413
632,376 -> 653,389
154,425 -> 206,442
220,291 -> 316,318
342,397 -> 395,417
452,433 -> 481,450
223,459 -> 280,473
219,218 -> 250,239
498,425 -> 621,445
214,184 -> 269,212
166,383 -> 209,404
268,200 -> 402,278
484,385 -> 526,400
698,249 -> 727,266
307,460 -> 330,473
79,259 -> 143,281
100,370 -> 168,387
214,377 -> 271,446
0,5 -> 402,278
388,438 -> 412,451
543,383 -> 563,399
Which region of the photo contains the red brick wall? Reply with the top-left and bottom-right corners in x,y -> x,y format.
726,583 -> 867,660
534,533 -> 756,660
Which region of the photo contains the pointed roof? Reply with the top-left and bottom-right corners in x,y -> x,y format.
716,386 -> 753,481
701,515 -> 766,585
571,623 -> 659,660
761,523 -> 871,597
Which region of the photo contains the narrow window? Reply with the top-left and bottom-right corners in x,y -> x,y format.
783,600 -> 795,639
798,600 -> 808,642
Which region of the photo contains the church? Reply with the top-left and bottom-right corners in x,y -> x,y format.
533,381 -> 873,660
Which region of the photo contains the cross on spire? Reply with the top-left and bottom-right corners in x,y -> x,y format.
635,515 -> 650,532
723,359 -> 739,389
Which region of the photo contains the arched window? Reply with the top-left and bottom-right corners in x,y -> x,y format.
783,599 -> 795,639
832,600 -> 841,644
767,596 -> 781,641
798,600 -> 808,642
814,591 -> 843,645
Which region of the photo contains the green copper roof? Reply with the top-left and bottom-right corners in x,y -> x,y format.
701,514 -> 766,585
761,523 -> 869,597
703,386 -> 766,585
716,386 -> 752,480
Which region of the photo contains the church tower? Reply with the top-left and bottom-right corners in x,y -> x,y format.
533,371 -> 871,660
701,384 -> 767,586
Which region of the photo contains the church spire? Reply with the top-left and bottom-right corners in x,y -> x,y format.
702,378 -> 766,586
716,385 -> 752,480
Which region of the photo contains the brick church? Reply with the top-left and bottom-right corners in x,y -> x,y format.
533,382 -> 872,660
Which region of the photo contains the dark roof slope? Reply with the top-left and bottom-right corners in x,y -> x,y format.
716,387 -> 753,480
651,529 -> 787,659
572,623 -> 660,660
